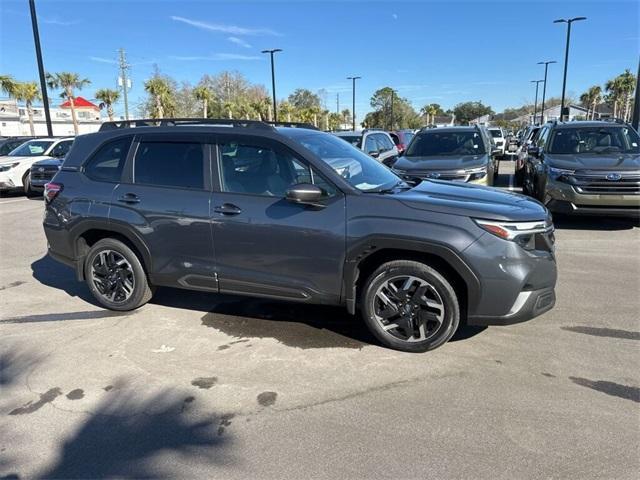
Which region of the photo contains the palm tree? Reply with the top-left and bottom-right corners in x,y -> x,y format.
95,88 -> 120,121
193,85 -> 213,118
587,85 -> 602,120
605,76 -> 624,119
0,74 -> 18,96
427,104 -> 439,125
144,77 -> 172,119
617,69 -> 636,121
279,101 -> 295,122
46,72 -> 91,135
341,108 -> 351,127
13,82 -> 41,136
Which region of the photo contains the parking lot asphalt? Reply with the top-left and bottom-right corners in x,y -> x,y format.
1,161 -> 639,479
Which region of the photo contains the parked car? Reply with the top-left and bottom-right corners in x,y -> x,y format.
515,125 -> 541,186
29,157 -> 64,193
0,137 -> 73,195
392,126 -> 499,186
333,130 -> 399,166
43,118 -> 556,353
389,129 -> 416,156
488,127 -> 505,158
0,137 -> 35,157
522,120 -> 640,216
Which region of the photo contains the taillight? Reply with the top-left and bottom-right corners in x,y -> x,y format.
44,182 -> 63,202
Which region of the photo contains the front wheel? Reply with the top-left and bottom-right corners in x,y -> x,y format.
84,238 -> 154,311
22,172 -> 35,197
361,260 -> 460,352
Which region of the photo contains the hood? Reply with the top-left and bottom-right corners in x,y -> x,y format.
394,180 -> 547,222
393,154 -> 488,172
546,153 -> 640,171
31,158 -> 63,167
0,155 -> 48,166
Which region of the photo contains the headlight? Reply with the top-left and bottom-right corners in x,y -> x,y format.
466,165 -> 487,180
474,218 -> 553,242
548,167 -> 574,179
0,162 -> 19,172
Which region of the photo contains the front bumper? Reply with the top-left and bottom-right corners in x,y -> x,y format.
545,178 -> 640,217
467,286 -> 555,325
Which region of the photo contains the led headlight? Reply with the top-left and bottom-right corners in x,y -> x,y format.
548,167 -> 574,179
466,165 -> 487,181
0,162 -> 19,172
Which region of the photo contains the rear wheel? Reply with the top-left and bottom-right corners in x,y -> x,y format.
361,260 -> 460,352
84,238 -> 154,311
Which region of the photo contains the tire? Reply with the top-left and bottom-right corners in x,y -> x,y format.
360,260 -> 460,353
22,172 -> 35,197
514,168 -> 524,187
84,238 -> 154,311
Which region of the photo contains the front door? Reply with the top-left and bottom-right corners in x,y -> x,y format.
211,135 -> 346,304
111,133 -> 216,290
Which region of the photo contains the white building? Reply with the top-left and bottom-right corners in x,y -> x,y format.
0,97 -> 103,136
513,104 -> 597,126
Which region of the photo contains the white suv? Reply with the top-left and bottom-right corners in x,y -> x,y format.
488,128 -> 505,158
333,130 -> 399,166
0,137 -> 74,195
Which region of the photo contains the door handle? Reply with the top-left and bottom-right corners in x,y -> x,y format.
214,203 -> 242,215
117,193 -> 140,204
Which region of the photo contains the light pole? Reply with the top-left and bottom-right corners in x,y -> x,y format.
261,49 -> 282,122
538,61 -> 556,123
554,17 -> 587,121
347,76 -> 361,131
531,80 -> 544,125
28,0 -> 52,136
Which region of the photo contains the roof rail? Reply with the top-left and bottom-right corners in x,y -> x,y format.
98,118 -> 274,132
263,121 -> 319,130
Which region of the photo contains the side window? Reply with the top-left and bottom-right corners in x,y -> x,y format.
537,128 -> 549,148
218,141 -> 335,197
382,134 -> 395,150
84,136 -> 132,183
134,140 -> 205,189
364,135 -> 377,154
375,134 -> 390,151
50,140 -> 73,158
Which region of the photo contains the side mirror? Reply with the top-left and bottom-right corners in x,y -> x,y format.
368,150 -> 380,158
491,148 -> 502,156
527,146 -> 540,157
285,183 -> 326,208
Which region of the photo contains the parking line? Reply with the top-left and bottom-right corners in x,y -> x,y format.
0,198 -> 31,205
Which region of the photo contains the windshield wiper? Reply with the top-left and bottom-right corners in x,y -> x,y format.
363,180 -> 410,194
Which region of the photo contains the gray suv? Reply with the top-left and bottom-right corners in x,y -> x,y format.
43,119 -> 557,352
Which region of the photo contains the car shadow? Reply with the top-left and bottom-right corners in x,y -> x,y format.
30,254 -> 99,306
552,214 -> 639,231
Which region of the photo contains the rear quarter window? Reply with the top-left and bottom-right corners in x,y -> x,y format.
84,136 -> 133,182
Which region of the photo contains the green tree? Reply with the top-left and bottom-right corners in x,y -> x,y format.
95,88 -> 120,121
288,89 -> 321,110
46,72 -> 91,134
14,81 -> 41,135
278,101 -> 295,122
328,112 -> 343,130
144,74 -> 175,119
453,101 -> 494,125
0,74 -> 18,96
341,108 -> 352,127
193,85 -> 213,118
616,69 -> 636,121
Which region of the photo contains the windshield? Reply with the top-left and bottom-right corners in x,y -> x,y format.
9,140 -> 54,157
489,129 -> 502,138
405,131 -> 485,157
335,134 -> 362,148
289,131 -> 400,192
548,126 -> 640,154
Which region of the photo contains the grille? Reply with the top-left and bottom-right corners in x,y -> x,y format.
403,170 -> 470,182
568,171 -> 640,195
30,167 -> 58,181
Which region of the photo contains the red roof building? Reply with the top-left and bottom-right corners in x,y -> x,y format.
60,96 -> 100,111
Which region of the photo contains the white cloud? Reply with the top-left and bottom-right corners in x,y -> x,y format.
228,36 -> 252,48
392,13 -> 398,20
42,17 -> 80,26
169,53 -> 262,61
171,16 -> 281,36
89,56 -> 117,64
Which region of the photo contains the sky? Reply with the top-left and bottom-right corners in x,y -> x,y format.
1,0 -> 638,119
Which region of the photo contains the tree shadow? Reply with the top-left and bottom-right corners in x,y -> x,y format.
0,346 -> 42,388
37,385 -> 232,479
552,214 -> 639,231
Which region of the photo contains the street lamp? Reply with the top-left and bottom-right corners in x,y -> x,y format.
554,17 -> 587,121
347,76 -> 361,131
531,80 -> 544,125
28,0 -> 52,136
537,61 -> 557,123
261,49 -> 282,122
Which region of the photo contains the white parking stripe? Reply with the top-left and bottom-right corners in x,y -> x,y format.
0,198 -> 30,205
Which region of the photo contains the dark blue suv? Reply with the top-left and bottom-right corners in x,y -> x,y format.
42,119 -> 557,352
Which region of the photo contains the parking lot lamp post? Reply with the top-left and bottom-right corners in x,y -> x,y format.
538,61 -> 556,123
531,80 -> 544,125
554,17 -> 587,121
28,0 -> 53,136
261,49 -> 282,122
347,76 -> 361,131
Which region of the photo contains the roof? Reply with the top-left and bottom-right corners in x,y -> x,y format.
60,96 -> 100,110
421,126 -> 476,133
332,131 -> 362,137
553,120 -> 629,129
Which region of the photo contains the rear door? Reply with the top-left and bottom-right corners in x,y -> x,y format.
111,133 -> 216,289
210,134 -> 346,304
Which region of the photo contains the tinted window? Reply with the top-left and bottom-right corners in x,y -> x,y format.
536,127 -> 549,148
219,142 -> 334,197
364,135 -> 377,153
134,141 -> 205,189
489,129 -> 503,138
377,134 -> 395,151
548,126 -> 640,154
50,140 -> 73,158
0,140 -> 27,156
406,131 -> 485,157
335,135 -> 362,148
9,140 -> 54,157
84,136 -> 132,182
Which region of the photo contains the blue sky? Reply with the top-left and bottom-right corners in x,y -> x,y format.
1,0 -> 638,119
